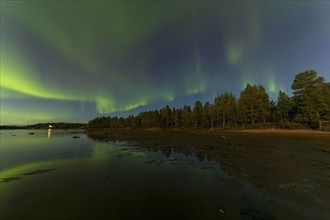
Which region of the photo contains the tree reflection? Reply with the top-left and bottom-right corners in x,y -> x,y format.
86,133 -> 232,174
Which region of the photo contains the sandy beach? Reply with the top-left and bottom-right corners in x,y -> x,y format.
86,128 -> 330,219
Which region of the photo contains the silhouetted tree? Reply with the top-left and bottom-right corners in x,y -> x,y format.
182,105 -> 192,128
291,70 -> 328,129
193,100 -> 203,128
159,105 -> 172,128
202,102 -> 211,128
215,93 -> 238,128
87,70 -> 328,130
277,90 -> 294,124
239,84 -> 257,125
269,100 -> 277,122
172,108 -> 182,128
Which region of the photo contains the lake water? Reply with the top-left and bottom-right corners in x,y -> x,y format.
1,130 -> 275,219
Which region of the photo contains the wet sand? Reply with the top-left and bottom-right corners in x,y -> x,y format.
87,128 -> 330,219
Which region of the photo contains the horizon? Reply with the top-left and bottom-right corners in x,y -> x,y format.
1,1 -> 329,125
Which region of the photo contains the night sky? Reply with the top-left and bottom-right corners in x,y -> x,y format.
1,1 -> 329,125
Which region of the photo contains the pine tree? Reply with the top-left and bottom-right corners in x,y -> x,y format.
291,70 -> 328,129
256,85 -> 270,123
321,82 -> 330,121
202,102 -> 211,128
193,100 -> 203,128
182,105 -> 192,128
214,93 -> 238,127
238,84 -> 258,125
277,90 -> 294,124
238,84 -> 270,125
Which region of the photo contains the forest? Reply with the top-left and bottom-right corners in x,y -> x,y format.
88,70 -> 330,130
0,123 -> 85,130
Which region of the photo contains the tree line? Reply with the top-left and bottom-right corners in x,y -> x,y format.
88,70 -> 330,130
0,123 -> 86,130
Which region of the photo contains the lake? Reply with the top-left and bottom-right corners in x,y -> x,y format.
0,129 -> 328,219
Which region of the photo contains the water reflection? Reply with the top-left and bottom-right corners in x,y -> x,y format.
0,130 -> 274,220
86,133 -> 231,175
47,129 -> 52,138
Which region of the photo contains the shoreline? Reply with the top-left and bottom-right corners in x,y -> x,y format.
2,126 -> 329,219
85,127 -> 330,151
229,128 -> 330,134
85,126 -> 330,220
86,127 -> 330,135
2,126 -> 330,136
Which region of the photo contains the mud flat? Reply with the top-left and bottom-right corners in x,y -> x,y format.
87,128 -> 330,219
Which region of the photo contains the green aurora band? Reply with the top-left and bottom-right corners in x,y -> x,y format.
1,1 -> 329,124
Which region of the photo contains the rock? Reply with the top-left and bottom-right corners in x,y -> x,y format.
73,136 -> 80,139
219,208 -> 225,214
28,132 -> 35,135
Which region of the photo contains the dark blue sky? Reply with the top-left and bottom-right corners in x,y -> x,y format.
1,1 -> 329,125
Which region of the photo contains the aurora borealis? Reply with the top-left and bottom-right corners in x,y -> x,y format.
1,1 -> 329,125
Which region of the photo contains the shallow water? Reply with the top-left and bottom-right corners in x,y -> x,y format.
1,130 -> 274,219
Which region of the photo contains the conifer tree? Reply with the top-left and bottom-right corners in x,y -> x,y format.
291,70 -> 328,129
193,100 -> 203,128
277,90 -> 294,124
